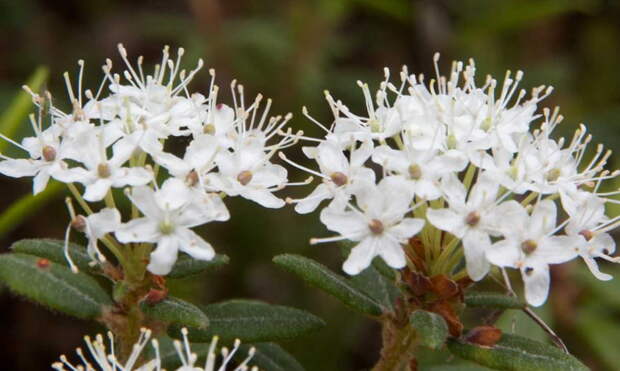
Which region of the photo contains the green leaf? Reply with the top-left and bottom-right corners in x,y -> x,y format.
273,254 -> 383,316
141,296 -> 209,329
350,264 -> 399,312
464,292 -> 524,310
410,310 -> 449,349
0,66 -> 49,150
0,181 -> 65,239
172,299 -> 325,342
0,253 -> 112,319
237,343 -> 305,371
11,238 -> 93,272
167,253 -> 229,279
447,333 -> 588,371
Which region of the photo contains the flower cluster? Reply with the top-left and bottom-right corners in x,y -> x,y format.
52,328 -> 257,371
0,45 -> 298,275
288,54 -> 620,306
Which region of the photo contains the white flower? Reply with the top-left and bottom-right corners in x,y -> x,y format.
65,207 -> 121,272
372,142 -> 467,200
486,200 -> 579,306
116,178 -> 228,275
63,129 -> 152,201
426,173 -> 523,281
312,177 -> 424,275
564,192 -> 618,281
285,140 -> 375,214
0,116 -> 81,194
52,328 -> 257,371
207,137 -> 288,208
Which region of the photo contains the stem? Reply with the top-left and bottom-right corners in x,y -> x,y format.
372,319 -> 418,371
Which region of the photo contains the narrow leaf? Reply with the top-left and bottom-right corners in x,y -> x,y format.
464,292 -> 524,309
0,253 -> 112,319
141,296 -> 209,329
11,238 -> 93,272
447,333 -> 588,371
167,253 -> 229,279
273,254 -> 383,316
350,264 -> 399,312
172,299 -> 325,342
410,310 -> 449,349
237,343 -> 305,371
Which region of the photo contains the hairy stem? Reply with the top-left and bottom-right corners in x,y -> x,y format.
372,318 -> 418,371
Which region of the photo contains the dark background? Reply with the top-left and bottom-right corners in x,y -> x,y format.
1,0 -> 620,370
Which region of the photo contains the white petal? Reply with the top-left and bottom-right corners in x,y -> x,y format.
115,218 -> 160,243
147,236 -> 180,275
350,140 -> 374,167
582,256 -> 613,281
250,164 -> 287,187
462,229 -> 491,281
521,264 -> 550,307
434,150 -> 468,173
178,229 -> 216,261
536,236 -> 579,264
129,186 -> 162,219
530,199 -> 557,236
320,207 -> 368,239
294,183 -> 333,214
426,208 -> 465,238
83,179 -> 112,202
389,218 -> 425,241
317,141 -> 349,174
240,188 -> 285,208
486,239 -> 520,268
87,208 -> 121,238
343,237 -> 377,275
440,173 -> 466,206
371,145 -> 409,173
0,159 -> 42,177
32,169 -> 51,195
156,178 -> 191,210
378,239 -> 406,269
112,167 -> 152,187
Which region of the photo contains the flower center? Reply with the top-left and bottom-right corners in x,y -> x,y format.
368,119 -> 381,133
481,117 -> 493,131
159,220 -> 175,235
521,239 -> 538,254
368,219 -> 384,235
330,172 -> 348,187
465,211 -> 480,226
42,145 -> 56,162
98,163 -> 111,178
185,170 -> 199,187
408,164 -> 422,180
71,215 -> 87,232
237,170 -> 253,186
546,168 -> 561,182
579,229 -> 593,241
203,123 -> 215,135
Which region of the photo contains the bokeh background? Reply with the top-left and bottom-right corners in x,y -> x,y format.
1,0 -> 620,370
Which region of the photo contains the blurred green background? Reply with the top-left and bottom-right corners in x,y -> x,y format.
1,0 -> 620,370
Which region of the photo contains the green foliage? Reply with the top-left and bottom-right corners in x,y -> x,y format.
447,333 -> 588,371
410,310 -> 449,350
273,254 -> 384,316
11,238 -> 93,272
349,264 -> 399,312
172,299 -> 325,342
167,253 -> 229,279
464,292 -> 525,310
0,253 -> 112,319
141,296 -> 209,329
237,343 -> 305,371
